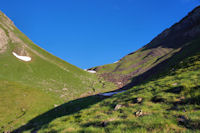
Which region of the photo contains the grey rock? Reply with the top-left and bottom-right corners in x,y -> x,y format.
135,110 -> 143,117
114,104 -> 122,111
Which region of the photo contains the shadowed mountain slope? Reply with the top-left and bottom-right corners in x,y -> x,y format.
91,6 -> 200,88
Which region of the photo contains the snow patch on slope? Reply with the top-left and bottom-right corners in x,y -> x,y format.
84,69 -> 96,73
12,52 -> 31,62
114,61 -> 119,63
87,70 -> 96,73
99,90 -> 125,97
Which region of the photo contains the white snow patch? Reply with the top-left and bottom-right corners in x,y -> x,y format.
87,70 -> 96,73
12,52 -> 31,62
99,90 -> 125,97
114,61 -> 119,63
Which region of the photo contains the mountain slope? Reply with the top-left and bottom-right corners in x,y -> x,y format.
0,11 -> 115,132
32,42 -> 200,133
12,6 -> 200,133
91,6 -> 200,88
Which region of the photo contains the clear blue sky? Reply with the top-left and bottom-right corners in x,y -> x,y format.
1,0 -> 200,69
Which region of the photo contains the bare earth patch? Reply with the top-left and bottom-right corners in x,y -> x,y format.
0,28 -> 8,53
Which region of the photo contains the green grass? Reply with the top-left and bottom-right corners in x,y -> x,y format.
94,47 -> 173,75
1,9 -> 200,133
0,12 -> 116,132
22,48 -> 200,133
0,80 -> 63,132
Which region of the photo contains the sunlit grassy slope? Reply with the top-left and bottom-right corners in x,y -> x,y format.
0,11 -> 115,132
33,37 -> 200,133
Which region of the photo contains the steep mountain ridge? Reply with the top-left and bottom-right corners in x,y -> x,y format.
146,6 -> 200,49
92,6 -> 200,88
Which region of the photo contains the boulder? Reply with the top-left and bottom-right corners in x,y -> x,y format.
135,110 -> 143,117
114,104 -> 122,111
132,97 -> 143,104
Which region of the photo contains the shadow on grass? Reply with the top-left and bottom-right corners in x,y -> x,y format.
178,117 -> 200,130
79,120 -> 166,132
12,95 -> 106,133
165,86 -> 184,94
80,121 -> 143,132
82,120 -> 141,127
184,119 -> 200,130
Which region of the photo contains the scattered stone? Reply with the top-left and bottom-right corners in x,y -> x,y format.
54,104 -> 58,107
88,91 -> 92,94
108,118 -> 115,122
60,94 -> 65,98
4,131 -> 11,133
21,108 -> 26,112
136,97 -> 143,103
117,82 -> 122,85
135,110 -> 143,117
133,97 -> 143,104
114,104 -> 122,111
176,96 -> 185,104
179,96 -> 185,101
62,88 -> 68,91
172,83 -> 178,86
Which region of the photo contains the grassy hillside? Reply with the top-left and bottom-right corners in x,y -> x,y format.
91,6 -> 200,88
1,6 -> 200,133
0,11 -> 115,132
11,7 -> 200,132
17,37 -> 200,133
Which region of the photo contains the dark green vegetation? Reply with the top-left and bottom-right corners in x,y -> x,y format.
1,6 -> 200,133
0,11 -> 115,132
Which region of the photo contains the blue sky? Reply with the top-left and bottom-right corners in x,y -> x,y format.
1,0 -> 200,69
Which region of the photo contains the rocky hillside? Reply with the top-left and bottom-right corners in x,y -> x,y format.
0,11 -> 115,132
91,6 -> 200,88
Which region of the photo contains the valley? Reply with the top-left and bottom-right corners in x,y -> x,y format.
0,5 -> 200,133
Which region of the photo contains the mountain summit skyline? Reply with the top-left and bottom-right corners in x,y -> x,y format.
1,0 -> 199,69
